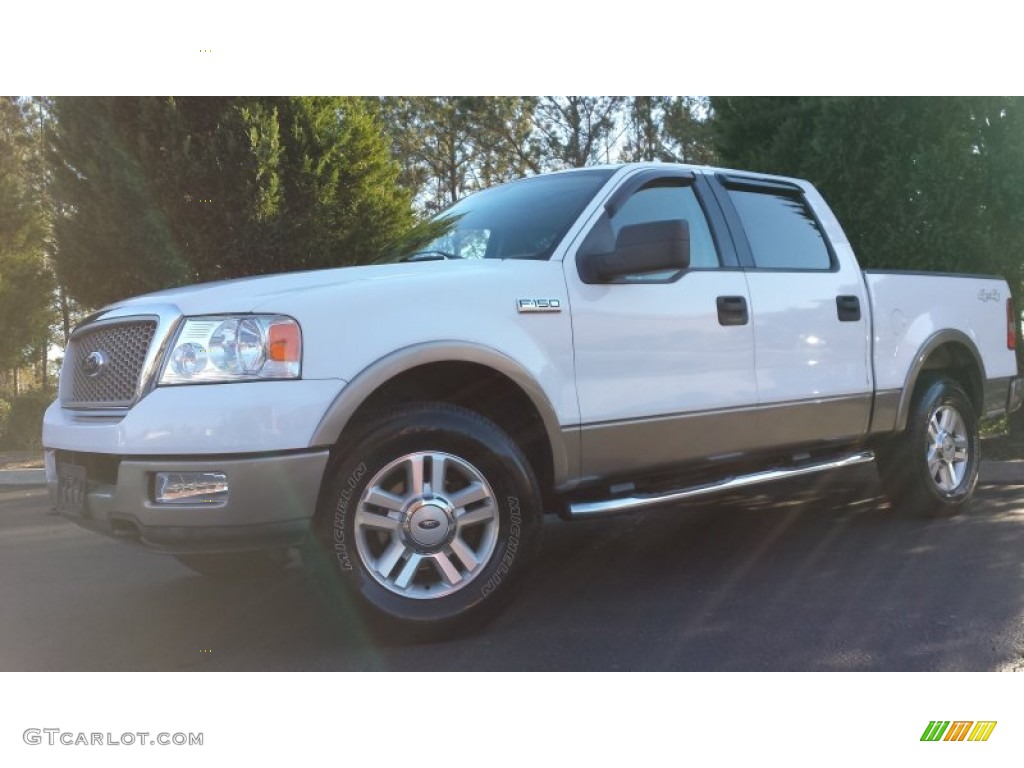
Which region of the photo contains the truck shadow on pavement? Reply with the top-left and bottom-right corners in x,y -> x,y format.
505,470 -> 1024,671
5,465 -> 1024,671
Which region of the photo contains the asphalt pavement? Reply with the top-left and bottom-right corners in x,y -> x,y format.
2,465 -> 1024,671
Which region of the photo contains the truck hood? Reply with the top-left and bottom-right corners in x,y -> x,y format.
107,260 -> 509,316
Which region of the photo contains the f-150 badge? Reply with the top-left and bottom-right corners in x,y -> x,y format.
517,298 -> 562,313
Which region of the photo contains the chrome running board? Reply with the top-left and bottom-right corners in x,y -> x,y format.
567,451 -> 875,520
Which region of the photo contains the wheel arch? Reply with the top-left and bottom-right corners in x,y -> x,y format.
309,342 -> 574,493
895,330 -> 985,431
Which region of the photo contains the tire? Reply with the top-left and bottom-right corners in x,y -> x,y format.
876,375 -> 980,518
174,549 -> 291,578
306,402 -> 543,637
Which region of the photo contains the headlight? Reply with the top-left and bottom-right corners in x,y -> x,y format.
159,315 -> 301,385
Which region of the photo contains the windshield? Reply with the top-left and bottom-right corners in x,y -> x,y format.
419,169 -> 615,260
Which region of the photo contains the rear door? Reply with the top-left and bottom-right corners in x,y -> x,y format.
709,174 -> 872,446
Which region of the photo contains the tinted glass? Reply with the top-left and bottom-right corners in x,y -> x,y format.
422,170 -> 614,260
729,189 -> 831,270
612,183 -> 719,270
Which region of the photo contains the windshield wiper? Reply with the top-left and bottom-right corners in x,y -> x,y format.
403,250 -> 464,262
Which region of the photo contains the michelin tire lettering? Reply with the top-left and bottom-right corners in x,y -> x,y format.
332,462 -> 366,572
481,495 -> 522,597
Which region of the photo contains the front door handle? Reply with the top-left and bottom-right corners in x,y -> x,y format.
717,295 -> 749,326
836,295 -> 861,322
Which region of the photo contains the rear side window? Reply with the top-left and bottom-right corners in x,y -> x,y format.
729,189 -> 831,270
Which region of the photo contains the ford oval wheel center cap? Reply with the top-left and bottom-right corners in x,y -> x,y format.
939,433 -> 955,461
404,498 -> 455,550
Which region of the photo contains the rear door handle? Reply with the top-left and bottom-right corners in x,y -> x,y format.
717,295 -> 749,326
836,295 -> 861,322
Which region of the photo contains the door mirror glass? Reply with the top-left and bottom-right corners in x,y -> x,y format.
579,219 -> 690,283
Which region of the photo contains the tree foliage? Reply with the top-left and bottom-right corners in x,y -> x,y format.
377,97 -> 718,213
48,94 -> 1024,312
661,97 -> 717,165
50,97 -> 420,307
620,97 -> 716,164
711,97 -> 1024,286
377,97 -> 486,214
532,96 -> 626,168
376,97 -> 544,214
0,98 -> 53,370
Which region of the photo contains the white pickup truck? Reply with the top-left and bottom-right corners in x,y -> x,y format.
44,163 -> 1022,633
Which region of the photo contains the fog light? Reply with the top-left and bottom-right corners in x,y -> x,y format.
154,472 -> 228,505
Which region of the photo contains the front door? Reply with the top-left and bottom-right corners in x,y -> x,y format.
564,170 -> 758,480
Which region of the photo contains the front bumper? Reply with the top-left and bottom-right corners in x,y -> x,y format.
46,449 -> 330,554
43,378 -> 346,456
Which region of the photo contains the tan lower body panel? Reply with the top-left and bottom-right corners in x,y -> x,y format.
576,394 -> 873,481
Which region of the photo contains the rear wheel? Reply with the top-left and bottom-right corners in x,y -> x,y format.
876,375 -> 980,518
307,402 -> 543,637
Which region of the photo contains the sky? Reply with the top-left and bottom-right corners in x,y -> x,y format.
2,0 -> 1017,96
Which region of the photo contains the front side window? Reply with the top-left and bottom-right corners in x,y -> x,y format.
611,183 -> 719,271
728,189 -> 831,270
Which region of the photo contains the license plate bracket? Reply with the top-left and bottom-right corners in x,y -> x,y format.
56,463 -> 87,518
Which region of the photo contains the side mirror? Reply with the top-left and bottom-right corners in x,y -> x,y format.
578,219 -> 690,283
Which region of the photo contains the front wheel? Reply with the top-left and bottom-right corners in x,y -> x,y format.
876,375 -> 980,518
307,402 -> 543,636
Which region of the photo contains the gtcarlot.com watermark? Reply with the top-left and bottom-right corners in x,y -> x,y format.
23,728 -> 203,747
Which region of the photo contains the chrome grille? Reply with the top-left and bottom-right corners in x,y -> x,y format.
64,320 -> 157,407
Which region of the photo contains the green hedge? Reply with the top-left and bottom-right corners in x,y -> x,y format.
0,391 -> 55,451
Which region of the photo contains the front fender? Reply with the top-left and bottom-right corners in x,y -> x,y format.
308,341 -> 577,487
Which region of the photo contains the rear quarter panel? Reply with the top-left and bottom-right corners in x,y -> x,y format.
865,271 -> 1017,394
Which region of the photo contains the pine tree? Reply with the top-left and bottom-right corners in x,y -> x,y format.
50,97 -> 419,308
0,98 -> 54,370
711,96 -> 1024,283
